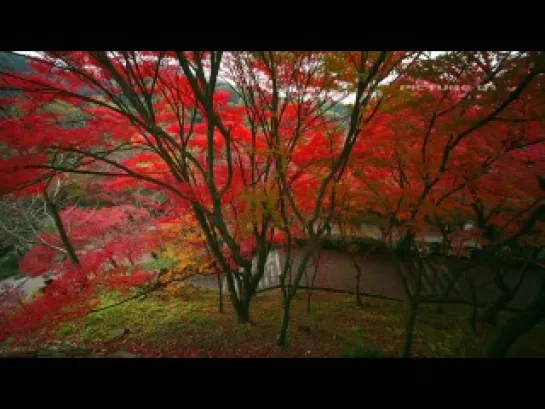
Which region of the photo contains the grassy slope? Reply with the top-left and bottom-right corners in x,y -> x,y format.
43,285 -> 545,358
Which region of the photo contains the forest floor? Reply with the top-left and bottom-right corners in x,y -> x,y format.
2,284 -> 544,358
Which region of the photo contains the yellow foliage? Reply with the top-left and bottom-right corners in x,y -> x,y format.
156,213 -> 211,285
234,183 -> 282,233
165,282 -> 186,296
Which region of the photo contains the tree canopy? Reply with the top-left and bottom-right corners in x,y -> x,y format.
1,51 -> 544,355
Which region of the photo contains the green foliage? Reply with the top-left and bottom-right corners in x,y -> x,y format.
0,251 -> 23,280
0,253 -> 19,273
56,322 -> 78,338
140,256 -> 177,272
42,223 -> 57,233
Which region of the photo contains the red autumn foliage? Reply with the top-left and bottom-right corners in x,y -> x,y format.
1,51 -> 544,343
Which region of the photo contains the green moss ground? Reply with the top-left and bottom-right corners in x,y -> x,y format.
44,285 -> 545,358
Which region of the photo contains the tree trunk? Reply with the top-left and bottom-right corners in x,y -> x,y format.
44,193 -> 79,265
481,268 -> 527,326
304,262 -> 311,313
467,278 -> 481,335
217,273 -> 224,313
232,296 -> 250,324
305,247 -> 321,314
401,300 -> 419,358
306,260 -> 320,314
276,242 -> 317,346
480,290 -> 515,326
487,279 -> 545,358
237,300 -> 250,323
355,263 -> 364,308
224,268 -> 252,324
277,299 -> 292,347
